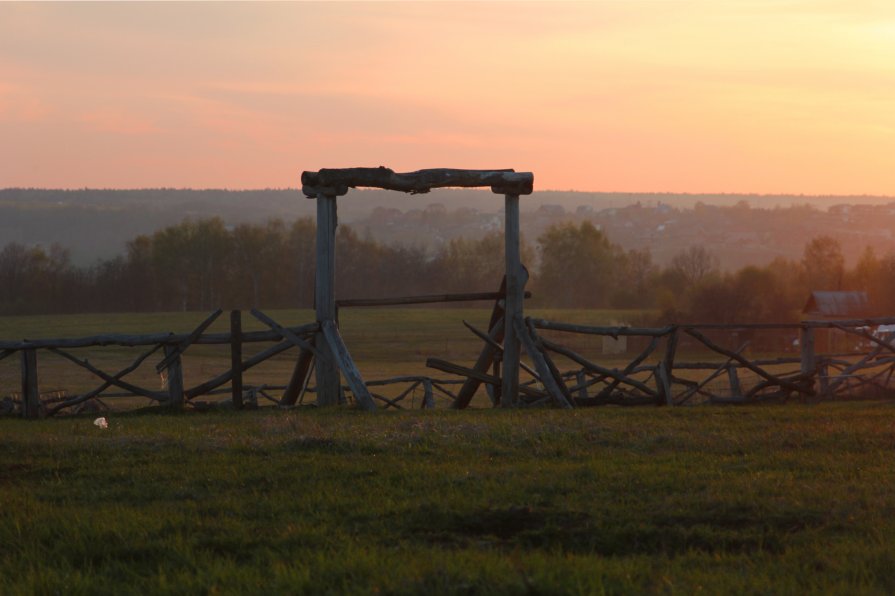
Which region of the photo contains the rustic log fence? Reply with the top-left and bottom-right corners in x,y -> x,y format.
0,308 -> 464,418
438,316 -> 895,408
4,310 -> 895,418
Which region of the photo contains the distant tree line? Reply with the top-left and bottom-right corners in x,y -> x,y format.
1,217 -> 892,322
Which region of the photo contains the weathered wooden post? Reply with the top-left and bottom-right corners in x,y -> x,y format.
800,326 -> 816,397
163,344 -> 184,409
660,328 -> 678,406
727,365 -> 743,399
230,310 -> 244,409
315,192 -> 341,406
502,193 -> 522,407
422,378 -> 434,409
20,349 -> 40,419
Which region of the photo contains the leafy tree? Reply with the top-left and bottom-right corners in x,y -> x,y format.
802,235 -> 844,290
535,222 -> 616,308
286,218 -> 317,308
610,248 -> 658,308
431,232 -> 534,294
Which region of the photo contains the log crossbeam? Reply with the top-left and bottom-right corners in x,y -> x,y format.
302,167 -> 533,197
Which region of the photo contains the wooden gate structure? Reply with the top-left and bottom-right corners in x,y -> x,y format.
299,166 -> 539,410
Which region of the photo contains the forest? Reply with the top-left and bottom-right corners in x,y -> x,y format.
1,216 -> 893,323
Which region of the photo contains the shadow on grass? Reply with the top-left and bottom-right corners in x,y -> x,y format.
412,504 -> 827,556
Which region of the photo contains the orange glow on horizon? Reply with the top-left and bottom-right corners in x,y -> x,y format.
2,2 -> 895,195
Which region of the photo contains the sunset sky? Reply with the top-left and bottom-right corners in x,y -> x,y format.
2,1 -> 894,194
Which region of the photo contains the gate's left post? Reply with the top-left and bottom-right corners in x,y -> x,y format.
315,193 -> 341,406
21,349 -> 39,419
501,193 -> 523,407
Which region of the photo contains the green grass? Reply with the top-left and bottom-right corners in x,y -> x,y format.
3,403 -> 895,593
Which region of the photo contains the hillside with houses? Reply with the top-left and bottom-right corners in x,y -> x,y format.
2,188 -> 895,270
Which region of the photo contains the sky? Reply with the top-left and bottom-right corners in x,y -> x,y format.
1,1 -> 894,195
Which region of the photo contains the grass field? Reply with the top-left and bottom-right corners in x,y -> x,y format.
3,403 -> 895,593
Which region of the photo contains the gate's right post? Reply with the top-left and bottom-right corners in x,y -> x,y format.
315,192 -> 341,406
502,193 -> 522,407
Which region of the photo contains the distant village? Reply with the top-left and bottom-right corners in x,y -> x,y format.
352,199 -> 895,271
3,188 -> 895,271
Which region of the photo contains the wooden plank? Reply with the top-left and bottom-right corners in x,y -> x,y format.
365,376 -> 429,386
321,320 -> 376,411
301,167 -> 534,197
280,344 -> 315,406
530,319 -> 675,337
656,362 -> 673,406
337,290 -> 530,308
8,316 -> 895,352
163,344 -> 184,409
0,324 -> 318,351
452,318 -> 505,409
230,310 -> 244,409
20,349 -> 39,419
664,328 -> 679,372
671,358 -> 801,370
519,319 -> 573,409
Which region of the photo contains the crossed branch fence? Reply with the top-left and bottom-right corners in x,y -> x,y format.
3,309 -> 895,418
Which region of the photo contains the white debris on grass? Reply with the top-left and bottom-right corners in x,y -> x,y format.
93,417 -> 109,429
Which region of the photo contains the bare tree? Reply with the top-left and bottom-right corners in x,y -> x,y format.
670,245 -> 720,286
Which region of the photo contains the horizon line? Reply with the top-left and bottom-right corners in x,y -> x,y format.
2,187 -> 895,200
